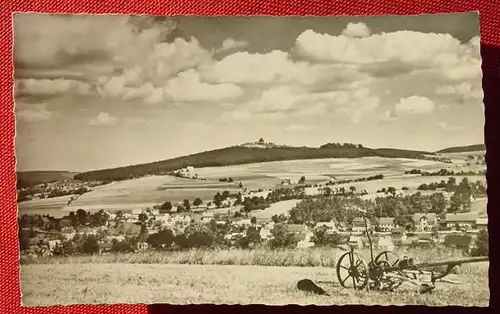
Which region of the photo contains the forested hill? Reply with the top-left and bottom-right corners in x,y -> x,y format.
436,144 -> 485,153
17,171 -> 79,189
73,143 -> 433,182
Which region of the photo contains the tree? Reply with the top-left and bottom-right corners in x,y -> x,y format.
193,198 -> 203,207
213,192 -> 222,208
312,226 -> 342,247
471,229 -> 488,256
147,229 -> 175,249
138,212 -> 148,223
159,201 -> 173,213
258,138 -> 265,144
68,211 -> 78,227
81,235 -> 99,254
250,216 -> 257,224
76,209 -> 89,226
183,199 -> 191,211
136,224 -> 149,243
269,223 -> 299,249
222,190 -> 230,200
387,186 -> 397,196
299,176 -> 306,184
18,229 -> 30,251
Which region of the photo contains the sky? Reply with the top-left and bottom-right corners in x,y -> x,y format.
13,12 -> 484,172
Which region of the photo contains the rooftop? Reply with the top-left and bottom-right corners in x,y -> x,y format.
445,213 -> 478,222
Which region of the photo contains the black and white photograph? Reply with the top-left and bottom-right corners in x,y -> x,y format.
14,12 -> 488,306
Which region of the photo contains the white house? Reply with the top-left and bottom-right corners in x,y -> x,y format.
413,213 -> 437,232
351,217 -> 370,232
445,213 -> 477,230
378,217 -> 395,232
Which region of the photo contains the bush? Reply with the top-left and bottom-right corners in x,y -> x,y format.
269,223 -> 299,249
471,229 -> 488,257
147,229 -> 175,249
174,224 -> 214,249
52,240 -> 78,256
81,235 -> 100,255
312,226 -> 342,247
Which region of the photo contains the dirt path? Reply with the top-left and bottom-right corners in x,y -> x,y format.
20,263 -> 489,307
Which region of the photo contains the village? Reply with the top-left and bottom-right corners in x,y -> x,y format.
18,164 -> 488,259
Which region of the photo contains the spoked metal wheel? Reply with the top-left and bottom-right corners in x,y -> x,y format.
374,251 -> 403,291
375,251 -> 400,268
336,252 -> 369,290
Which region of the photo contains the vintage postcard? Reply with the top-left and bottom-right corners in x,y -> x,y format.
14,12 -> 488,306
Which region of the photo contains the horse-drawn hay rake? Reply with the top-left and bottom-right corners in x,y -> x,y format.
335,209 -> 488,294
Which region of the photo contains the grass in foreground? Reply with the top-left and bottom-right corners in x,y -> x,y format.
20,262 -> 489,306
21,246 -> 472,267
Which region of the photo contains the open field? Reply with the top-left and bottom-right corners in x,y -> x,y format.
21,260 -> 489,306
61,175 -> 241,213
249,200 -> 301,219
195,157 -> 451,185
17,156 -> 486,216
17,195 -> 77,218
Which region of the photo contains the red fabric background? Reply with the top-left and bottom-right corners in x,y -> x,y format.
1,1 -> 499,313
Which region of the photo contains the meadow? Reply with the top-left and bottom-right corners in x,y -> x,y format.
17,155 -> 486,216
20,247 -> 489,306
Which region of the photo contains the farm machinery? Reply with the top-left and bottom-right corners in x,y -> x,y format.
335,209 -> 489,294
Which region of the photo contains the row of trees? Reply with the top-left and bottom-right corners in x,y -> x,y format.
288,190 -> 452,227
18,209 -> 110,232
405,168 -> 485,176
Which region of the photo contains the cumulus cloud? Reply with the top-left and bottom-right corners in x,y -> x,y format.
202,50 -> 370,89
220,85 -> 379,123
88,112 -> 119,126
342,22 -> 371,38
16,103 -> 52,122
394,96 -> 435,115
294,29 -> 481,81
15,78 -> 92,96
14,14 -> 177,69
164,69 -> 244,103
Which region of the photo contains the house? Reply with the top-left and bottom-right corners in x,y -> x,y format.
378,217 -> 395,232
351,217 -> 370,232
315,221 -> 338,231
186,166 -> 195,173
413,213 -> 437,232
200,212 -> 215,223
475,217 -> 488,230
445,213 -> 477,230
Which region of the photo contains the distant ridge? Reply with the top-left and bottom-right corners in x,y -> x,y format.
436,144 -> 485,154
72,140 -> 435,182
16,171 -> 78,188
